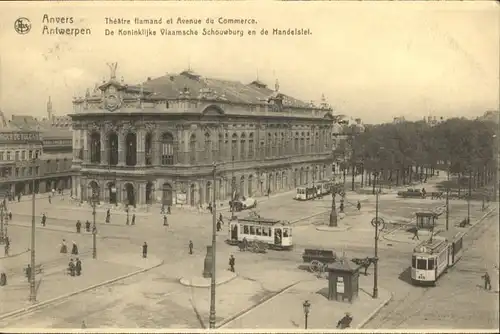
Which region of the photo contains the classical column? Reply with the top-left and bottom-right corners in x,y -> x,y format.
137,130 -> 146,166
100,128 -> 108,165
118,131 -> 125,166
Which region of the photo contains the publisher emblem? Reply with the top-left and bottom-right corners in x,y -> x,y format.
14,17 -> 31,35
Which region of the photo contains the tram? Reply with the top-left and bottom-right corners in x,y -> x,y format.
226,214 -> 293,250
411,230 -> 464,286
295,180 -> 332,201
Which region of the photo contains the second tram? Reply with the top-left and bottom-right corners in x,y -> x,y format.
411,230 -> 464,286
295,180 -> 332,201
227,215 -> 293,250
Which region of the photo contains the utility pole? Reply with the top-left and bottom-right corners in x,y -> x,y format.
231,155 -> 235,219
29,176 -> 36,302
209,162 -> 217,329
467,170 -> 472,224
445,169 -> 450,231
92,191 -> 97,259
0,201 -> 4,244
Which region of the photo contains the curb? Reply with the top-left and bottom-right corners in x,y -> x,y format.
356,291 -> 394,329
316,226 -> 351,232
0,259 -> 165,322
179,272 -> 237,288
216,280 -> 303,329
0,249 -> 29,260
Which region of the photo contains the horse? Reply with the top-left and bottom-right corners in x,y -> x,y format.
351,257 -> 375,276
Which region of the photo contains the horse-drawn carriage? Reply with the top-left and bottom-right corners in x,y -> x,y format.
302,249 -> 337,275
351,257 -> 376,275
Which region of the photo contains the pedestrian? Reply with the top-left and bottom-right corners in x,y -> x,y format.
482,272 -> 492,290
25,264 -> 32,281
105,209 -> 110,223
76,220 -> 82,233
8,212 -> 12,221
189,240 -> 193,255
229,255 -> 235,272
161,204 -> 165,214
48,195 -> 52,204
131,214 -> 136,225
208,202 -> 213,214
219,213 -> 224,225
85,220 -> 91,232
60,239 -> 68,254
81,321 -> 86,329
216,220 -> 221,232
41,213 -> 46,227
17,194 -> 21,202
0,272 -> 7,286
75,258 -> 82,276
4,243 -> 9,257
71,241 -> 79,255
68,259 -> 75,277
357,201 -> 361,211
142,242 -> 148,258
412,229 -> 420,241
167,206 -> 171,214
163,215 -> 168,226
339,202 -> 344,213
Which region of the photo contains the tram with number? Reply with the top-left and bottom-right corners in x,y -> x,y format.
295,180 -> 333,201
226,213 -> 293,250
411,230 -> 464,286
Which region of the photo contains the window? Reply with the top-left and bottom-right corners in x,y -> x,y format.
218,134 -> 224,161
6,151 -> 10,160
21,151 -> 26,160
15,151 -> 19,161
248,133 -> 254,159
243,225 -> 249,234
249,226 -> 255,235
204,132 -> 212,162
29,150 -> 33,159
256,227 -> 261,236
189,134 -> 196,164
283,228 -> 289,237
262,228 -> 268,236
240,134 -> 246,160
231,134 -> 238,159
417,259 -> 427,270
427,258 -> 435,270
15,168 -> 19,177
161,133 -> 175,165
35,166 -> 39,176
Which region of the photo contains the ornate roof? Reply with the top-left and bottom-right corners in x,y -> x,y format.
142,71 -> 323,109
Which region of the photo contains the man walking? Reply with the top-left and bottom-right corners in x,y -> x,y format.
163,215 -> 168,226
482,272 -> 492,290
131,214 -> 136,226
357,201 -> 361,211
229,255 -> 235,272
76,220 -> 82,233
142,242 -> 148,258
75,258 -> 82,276
412,229 -> 420,241
189,240 -> 193,255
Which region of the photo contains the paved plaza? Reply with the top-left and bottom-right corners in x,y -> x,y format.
0,175 -> 498,329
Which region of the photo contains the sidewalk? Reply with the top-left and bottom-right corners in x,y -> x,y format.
0,252 -> 162,317
221,275 -> 391,329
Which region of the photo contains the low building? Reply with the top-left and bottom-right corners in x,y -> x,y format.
0,99 -> 73,198
70,65 -> 336,207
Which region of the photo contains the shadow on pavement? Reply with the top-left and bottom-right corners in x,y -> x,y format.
398,266 -> 413,286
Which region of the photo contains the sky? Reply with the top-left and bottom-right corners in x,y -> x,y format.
0,0 -> 498,124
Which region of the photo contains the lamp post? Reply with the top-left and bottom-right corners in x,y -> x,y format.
371,171 -> 384,299
302,300 -> 311,329
29,173 -> 36,302
90,188 -> 98,259
445,168 -> 450,230
230,155 -> 235,220
208,162 -> 217,329
467,170 -> 472,224
0,201 -> 4,245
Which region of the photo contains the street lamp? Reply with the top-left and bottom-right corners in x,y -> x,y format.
29,163 -> 37,302
0,201 -> 5,245
89,187 -> 98,259
230,156 -> 236,220
445,166 -> 450,231
371,172 -> 385,299
209,162 -> 217,329
302,300 -> 311,329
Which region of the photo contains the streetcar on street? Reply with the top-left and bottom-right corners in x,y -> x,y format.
410,230 -> 464,286
294,180 -> 332,201
226,213 -> 293,250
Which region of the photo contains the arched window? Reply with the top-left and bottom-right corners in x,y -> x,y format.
161,132 -> 175,165
107,132 -> 118,166
90,132 -> 101,163
204,132 -> 212,162
248,133 -> 254,159
240,133 -> 246,160
218,133 -> 224,161
231,133 -> 238,160
294,132 -> 299,154
189,134 -> 196,164
306,132 -> 310,154
125,132 -> 137,166
145,133 -> 153,165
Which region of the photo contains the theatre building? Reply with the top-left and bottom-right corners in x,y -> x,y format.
70,65 -> 335,207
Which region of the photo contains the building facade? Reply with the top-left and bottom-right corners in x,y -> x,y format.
71,65 -> 335,207
0,103 -> 73,198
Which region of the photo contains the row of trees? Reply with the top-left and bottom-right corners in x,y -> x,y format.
334,117 -> 498,191
329,117 -> 498,227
